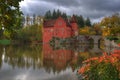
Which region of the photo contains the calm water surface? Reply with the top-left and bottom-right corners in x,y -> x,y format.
0,44 -> 103,80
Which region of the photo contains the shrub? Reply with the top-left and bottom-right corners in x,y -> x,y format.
107,36 -> 118,41
78,52 -> 120,80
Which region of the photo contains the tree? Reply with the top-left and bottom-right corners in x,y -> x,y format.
76,15 -> 85,28
33,14 -> 36,25
94,23 -> 102,35
100,13 -> 120,35
85,17 -> 91,27
45,9 -> 67,19
61,12 -> 67,19
0,0 -> 23,38
26,14 -> 30,26
79,27 -> 90,35
21,15 -> 25,27
44,10 -> 52,19
16,24 -> 43,43
52,9 -> 57,19
56,9 -> 61,17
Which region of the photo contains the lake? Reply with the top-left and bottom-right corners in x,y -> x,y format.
0,43 -> 104,80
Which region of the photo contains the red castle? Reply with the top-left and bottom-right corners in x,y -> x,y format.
43,16 -> 78,43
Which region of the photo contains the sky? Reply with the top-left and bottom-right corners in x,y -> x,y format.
19,0 -> 120,23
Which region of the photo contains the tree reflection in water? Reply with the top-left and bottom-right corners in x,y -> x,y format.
0,46 -> 3,68
1,45 -> 42,69
0,44 -> 102,74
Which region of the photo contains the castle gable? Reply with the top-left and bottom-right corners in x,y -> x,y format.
54,16 -> 67,28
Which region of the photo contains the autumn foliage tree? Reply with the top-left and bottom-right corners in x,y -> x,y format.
100,13 -> 120,36
0,0 -> 23,39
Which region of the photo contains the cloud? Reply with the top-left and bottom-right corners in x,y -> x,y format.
19,0 -> 120,22
35,0 -> 80,7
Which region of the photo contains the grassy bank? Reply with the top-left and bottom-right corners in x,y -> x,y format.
107,36 -> 120,43
0,39 -> 11,45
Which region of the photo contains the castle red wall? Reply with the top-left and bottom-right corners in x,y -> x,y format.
53,17 -> 72,38
43,27 -> 54,43
71,23 -> 79,36
43,16 -> 78,43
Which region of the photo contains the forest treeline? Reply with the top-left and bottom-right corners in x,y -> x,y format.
44,9 -> 92,27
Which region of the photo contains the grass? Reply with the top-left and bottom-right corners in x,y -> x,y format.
0,39 -> 11,45
116,39 -> 120,44
106,36 -> 119,41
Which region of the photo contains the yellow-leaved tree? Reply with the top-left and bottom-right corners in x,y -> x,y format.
100,13 -> 120,36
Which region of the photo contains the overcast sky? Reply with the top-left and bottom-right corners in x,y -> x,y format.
19,0 -> 120,23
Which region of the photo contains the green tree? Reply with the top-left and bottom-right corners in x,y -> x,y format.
85,17 -> 91,27
45,9 -> 66,19
56,9 -> 61,18
61,12 -> 67,19
75,15 -> 85,28
44,10 -> 52,19
15,24 -> 42,43
52,9 -> 57,19
0,0 -> 23,39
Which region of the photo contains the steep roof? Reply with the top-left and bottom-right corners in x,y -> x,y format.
43,19 -> 56,27
43,16 -> 77,28
70,15 -> 77,23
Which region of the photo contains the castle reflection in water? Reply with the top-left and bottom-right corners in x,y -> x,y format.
43,44 -> 78,73
0,44 -> 102,73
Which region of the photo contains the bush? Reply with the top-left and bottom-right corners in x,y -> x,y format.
14,24 -> 42,43
0,39 -> 11,45
86,62 -> 119,80
107,36 -> 119,41
78,52 -> 120,80
116,40 -> 120,44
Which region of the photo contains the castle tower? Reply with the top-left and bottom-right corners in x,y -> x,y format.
70,15 -> 79,36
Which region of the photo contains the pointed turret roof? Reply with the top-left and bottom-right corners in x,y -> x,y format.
70,15 -> 77,23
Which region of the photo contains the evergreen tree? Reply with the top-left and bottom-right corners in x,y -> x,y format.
44,10 -> 52,19
76,15 -> 85,28
56,9 -> 61,17
52,9 -> 57,19
45,9 -> 68,19
62,12 -> 67,19
85,17 -> 91,27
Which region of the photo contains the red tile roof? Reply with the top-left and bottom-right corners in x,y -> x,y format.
43,19 -> 56,27
43,16 -> 77,28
